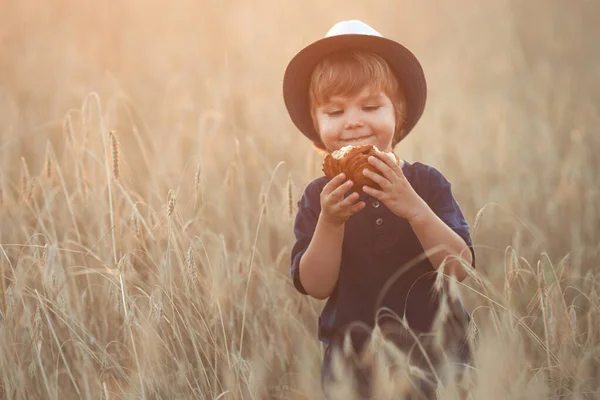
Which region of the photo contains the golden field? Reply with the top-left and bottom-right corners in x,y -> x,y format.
0,0 -> 599,398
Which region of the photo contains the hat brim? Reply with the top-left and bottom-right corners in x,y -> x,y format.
283,34 -> 427,145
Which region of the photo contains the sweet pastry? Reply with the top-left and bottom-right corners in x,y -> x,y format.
322,144 -> 400,194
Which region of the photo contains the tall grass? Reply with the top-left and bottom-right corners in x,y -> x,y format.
0,0 -> 599,398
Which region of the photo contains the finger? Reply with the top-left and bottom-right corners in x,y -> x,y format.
384,154 -> 405,178
339,198 -> 365,215
328,179 -> 354,202
322,173 -> 346,196
368,156 -> 397,183
363,185 -> 383,199
348,200 -> 366,214
337,191 -> 360,209
379,153 -> 405,180
362,168 -> 390,191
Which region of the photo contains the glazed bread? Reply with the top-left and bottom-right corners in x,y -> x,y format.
322,144 -> 400,194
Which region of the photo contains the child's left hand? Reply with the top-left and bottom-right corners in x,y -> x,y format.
362,155 -> 429,221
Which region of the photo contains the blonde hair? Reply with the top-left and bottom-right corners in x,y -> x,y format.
308,51 -> 407,152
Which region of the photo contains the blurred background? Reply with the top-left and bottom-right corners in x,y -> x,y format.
2,0 -> 598,258
0,0 -> 599,398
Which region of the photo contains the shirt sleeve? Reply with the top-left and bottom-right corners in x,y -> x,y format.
290,179 -> 324,294
425,168 -> 476,268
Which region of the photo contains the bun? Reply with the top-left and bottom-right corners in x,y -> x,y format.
322,144 -> 400,194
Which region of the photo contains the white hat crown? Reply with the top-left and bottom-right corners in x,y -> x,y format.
326,20 -> 382,38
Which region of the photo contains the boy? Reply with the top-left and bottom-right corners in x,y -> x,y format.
283,20 -> 475,399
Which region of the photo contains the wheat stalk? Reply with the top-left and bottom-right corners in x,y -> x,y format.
537,261 -> 554,372
286,173 -> 293,219
28,361 -> 36,378
44,141 -> 53,181
20,157 -> 30,201
504,249 -> 518,332
194,160 -> 201,193
185,246 -> 197,296
569,305 -> 578,342
63,112 -> 75,146
194,160 -> 202,208
0,260 -> 5,315
167,190 -> 176,217
79,161 -> 90,200
109,130 -> 120,180
150,287 -> 163,323
0,172 -> 4,209
130,205 -> 141,241
25,178 -> 36,205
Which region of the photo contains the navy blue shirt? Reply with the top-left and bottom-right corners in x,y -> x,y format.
290,161 -> 475,351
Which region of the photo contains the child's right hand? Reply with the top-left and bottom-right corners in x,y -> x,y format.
319,173 -> 366,226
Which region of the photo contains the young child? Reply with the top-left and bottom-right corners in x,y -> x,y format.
283,20 -> 475,399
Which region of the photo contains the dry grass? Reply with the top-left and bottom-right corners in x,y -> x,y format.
0,0 -> 599,399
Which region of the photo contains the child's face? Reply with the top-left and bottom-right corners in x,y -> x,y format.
314,87 -> 396,153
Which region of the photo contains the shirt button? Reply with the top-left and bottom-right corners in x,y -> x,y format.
375,217 -> 384,226
372,200 -> 380,208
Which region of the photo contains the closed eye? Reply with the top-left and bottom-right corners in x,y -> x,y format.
326,110 -> 343,116
363,105 -> 380,111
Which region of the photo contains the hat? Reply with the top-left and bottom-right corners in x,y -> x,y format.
283,20 -> 427,145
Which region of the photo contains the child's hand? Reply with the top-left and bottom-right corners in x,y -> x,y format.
361,156 -> 429,221
320,173 -> 366,226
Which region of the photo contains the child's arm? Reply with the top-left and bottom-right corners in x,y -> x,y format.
297,217 -> 345,299
361,156 -> 474,281
296,173 -> 365,299
408,207 -> 472,281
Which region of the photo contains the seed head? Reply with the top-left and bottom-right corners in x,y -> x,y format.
108,130 -> 120,180
185,246 -> 197,296
167,190 -> 176,217
287,173 -> 294,219
194,161 -> 201,193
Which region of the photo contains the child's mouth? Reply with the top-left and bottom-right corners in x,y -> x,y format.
342,134 -> 373,143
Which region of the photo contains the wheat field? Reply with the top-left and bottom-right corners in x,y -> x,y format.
0,0 -> 599,399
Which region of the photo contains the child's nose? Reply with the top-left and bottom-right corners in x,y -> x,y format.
344,109 -> 364,129
344,121 -> 364,129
